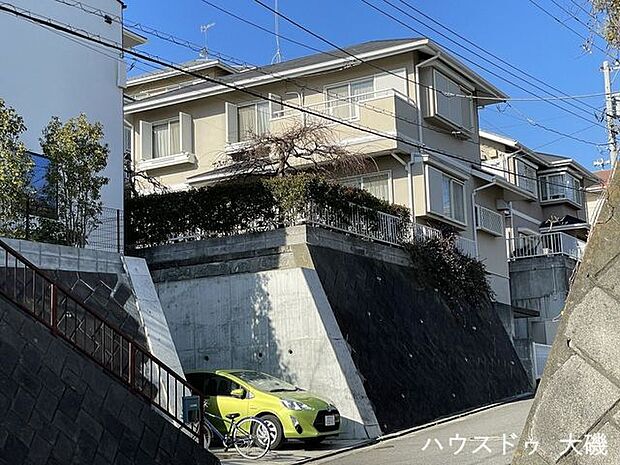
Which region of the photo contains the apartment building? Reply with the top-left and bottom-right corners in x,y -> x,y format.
125,38 -> 537,312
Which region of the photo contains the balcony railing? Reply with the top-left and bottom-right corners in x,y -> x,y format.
475,205 -> 504,237
507,232 -> 586,261
273,89 -> 413,121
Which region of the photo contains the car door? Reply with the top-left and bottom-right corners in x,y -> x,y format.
209,374 -> 250,433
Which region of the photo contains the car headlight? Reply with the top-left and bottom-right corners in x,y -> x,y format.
281,399 -> 312,411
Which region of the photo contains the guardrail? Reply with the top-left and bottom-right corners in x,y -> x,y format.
0,238 -> 205,445
507,232 -> 586,261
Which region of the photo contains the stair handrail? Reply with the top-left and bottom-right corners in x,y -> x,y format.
0,238 -> 206,446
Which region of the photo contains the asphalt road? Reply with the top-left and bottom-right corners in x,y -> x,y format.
318,399 -> 533,465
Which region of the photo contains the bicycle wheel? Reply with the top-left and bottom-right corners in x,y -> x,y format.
232,417 -> 271,459
201,423 -> 213,450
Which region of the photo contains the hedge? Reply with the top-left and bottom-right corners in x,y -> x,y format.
125,175 -> 410,249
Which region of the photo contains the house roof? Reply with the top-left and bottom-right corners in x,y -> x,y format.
125,37 -> 508,114
536,151 -> 599,184
479,130 -> 598,185
126,58 -> 238,86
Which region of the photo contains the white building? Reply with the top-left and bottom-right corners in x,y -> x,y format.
0,0 -> 145,249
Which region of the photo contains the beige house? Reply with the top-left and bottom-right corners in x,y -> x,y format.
123,38 -> 535,308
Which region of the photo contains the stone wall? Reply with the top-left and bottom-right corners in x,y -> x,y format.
513,170 -> 620,464
0,294 -> 219,465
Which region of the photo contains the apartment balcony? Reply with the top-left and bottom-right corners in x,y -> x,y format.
228,89 -> 419,156
507,232 -> 586,261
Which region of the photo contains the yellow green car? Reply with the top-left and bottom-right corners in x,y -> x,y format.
185,369 -> 340,448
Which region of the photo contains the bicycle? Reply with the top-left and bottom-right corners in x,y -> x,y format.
202,411 -> 272,459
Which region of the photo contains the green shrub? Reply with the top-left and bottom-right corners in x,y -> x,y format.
125,175 -> 409,248
403,236 -> 494,310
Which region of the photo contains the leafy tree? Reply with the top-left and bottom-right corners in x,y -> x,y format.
38,114 -> 109,246
0,98 -> 33,238
590,0 -> 620,48
223,120 -> 369,177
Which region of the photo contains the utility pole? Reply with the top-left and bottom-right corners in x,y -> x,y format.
603,60 -> 619,167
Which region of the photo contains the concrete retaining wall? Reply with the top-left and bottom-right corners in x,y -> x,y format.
139,225 -> 531,438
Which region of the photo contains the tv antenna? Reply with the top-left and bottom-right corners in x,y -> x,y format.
271,0 -> 282,64
199,23 -> 216,59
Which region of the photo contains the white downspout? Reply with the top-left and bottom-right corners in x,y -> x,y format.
411,53 -> 441,224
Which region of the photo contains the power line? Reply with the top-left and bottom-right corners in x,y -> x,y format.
51,0 -> 608,149
123,8 -> 610,146
527,0 -> 617,59
356,0 -> 609,130
548,0 -> 608,43
389,0 -> 607,116
0,2 -> 589,194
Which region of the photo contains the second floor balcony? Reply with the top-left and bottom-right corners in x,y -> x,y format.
227,89 -> 419,155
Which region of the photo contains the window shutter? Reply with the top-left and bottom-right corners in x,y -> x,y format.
139,121 -> 152,160
426,165 -> 444,215
375,68 -> 407,95
179,112 -> 193,153
225,102 -> 238,144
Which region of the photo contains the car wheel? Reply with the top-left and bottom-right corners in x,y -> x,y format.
260,414 -> 284,449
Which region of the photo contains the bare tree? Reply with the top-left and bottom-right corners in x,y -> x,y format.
222,120 -> 370,178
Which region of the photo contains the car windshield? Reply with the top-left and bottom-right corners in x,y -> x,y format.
233,371 -> 300,392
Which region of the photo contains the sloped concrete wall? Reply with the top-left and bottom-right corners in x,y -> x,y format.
513,170 -> 620,464
155,266 -> 381,439
0,295 -> 219,465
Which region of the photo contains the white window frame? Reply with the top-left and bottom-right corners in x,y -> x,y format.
151,117 -> 180,159
514,157 -> 538,195
428,68 -> 475,134
539,172 -> 583,206
339,170 -> 393,203
237,101 -> 270,142
324,76 -> 376,121
440,173 -> 466,225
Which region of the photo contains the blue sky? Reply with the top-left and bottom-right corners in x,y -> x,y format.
124,0 -> 615,169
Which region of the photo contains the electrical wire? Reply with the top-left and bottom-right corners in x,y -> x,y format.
49,0 -> 609,149
356,0 -> 609,130
0,1 -> 590,194
527,0 -> 617,59
390,0 -> 608,116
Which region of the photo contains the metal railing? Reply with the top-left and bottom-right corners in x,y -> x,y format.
507,232 -> 586,261
0,239 -> 205,445
455,236 -> 478,258
475,205 -> 504,237
273,89 -> 414,122
305,201 -> 402,245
